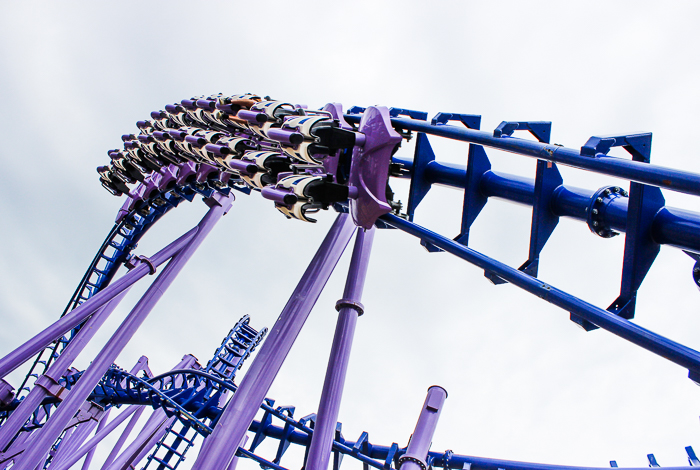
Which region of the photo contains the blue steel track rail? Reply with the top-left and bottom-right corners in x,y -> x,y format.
344,114 -> 700,197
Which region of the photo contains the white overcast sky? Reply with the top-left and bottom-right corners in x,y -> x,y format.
2,2 -> 700,470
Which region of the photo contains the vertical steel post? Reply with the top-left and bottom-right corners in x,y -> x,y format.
12,194 -> 233,470
192,213 -> 356,470
0,291 -> 129,452
398,386 -> 448,470
306,227 -> 375,470
0,226 -> 198,380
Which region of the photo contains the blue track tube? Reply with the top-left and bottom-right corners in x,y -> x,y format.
347,114 -> 700,197
392,156 -> 700,254
379,213 -> 700,377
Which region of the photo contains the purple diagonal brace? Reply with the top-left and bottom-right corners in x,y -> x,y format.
399,386 -> 448,470
306,227 -> 375,470
46,406 -> 138,470
0,225 -> 199,380
12,194 -> 233,470
0,290 -> 129,452
192,213 -> 356,470
103,354 -> 198,470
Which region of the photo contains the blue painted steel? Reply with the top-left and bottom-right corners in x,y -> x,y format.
493,121 -> 551,144
456,144 -> 490,246
607,185 -> 665,320
581,133 -> 651,162
388,108 -> 428,121
431,113 -> 481,129
391,156 -> 700,255
346,114 -> 700,197
519,160 -> 562,277
379,212 -> 700,381
406,133 -> 436,222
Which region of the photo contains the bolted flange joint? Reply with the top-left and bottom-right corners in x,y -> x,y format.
586,185 -> 628,238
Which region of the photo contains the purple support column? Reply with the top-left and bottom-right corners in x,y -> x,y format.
0,291 -> 130,452
192,213 -> 356,470
80,411 -> 108,470
306,227 -> 375,470
46,407 -> 139,470
49,358 -> 149,470
99,407 -> 145,470
103,412 -> 174,470
0,225 -> 199,380
398,386 -> 448,470
103,354 -> 198,470
50,407 -> 110,469
225,435 -> 248,470
12,194 -> 233,470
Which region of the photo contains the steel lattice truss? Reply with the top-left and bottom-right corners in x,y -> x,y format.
2,94 -> 700,470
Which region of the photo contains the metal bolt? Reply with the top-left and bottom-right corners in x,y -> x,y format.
593,221 -> 598,227
614,187 -> 620,192
603,189 -> 610,196
596,197 -> 603,203
592,209 -> 598,215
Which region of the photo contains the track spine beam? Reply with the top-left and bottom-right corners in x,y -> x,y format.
391,156 -> 700,255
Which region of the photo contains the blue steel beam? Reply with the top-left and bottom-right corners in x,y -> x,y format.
378,213 -> 700,380
391,156 -> 700,255
346,114 -> 700,197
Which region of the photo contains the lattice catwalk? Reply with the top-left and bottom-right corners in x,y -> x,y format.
2,94 -> 700,470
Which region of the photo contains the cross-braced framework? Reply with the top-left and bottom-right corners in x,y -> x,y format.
2,94 -> 700,470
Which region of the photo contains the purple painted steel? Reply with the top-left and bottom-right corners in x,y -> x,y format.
348,106 -> 402,230
261,186 -> 296,205
103,412 -> 174,470
267,128 -> 303,145
99,407 -> 145,470
225,435 -> 249,470
320,103 -> 352,177
12,195 -> 233,470
192,213 -> 356,470
399,386 -> 448,470
50,407 -> 110,469
0,226 -> 199,380
47,407 -> 138,470
0,291 -> 129,452
104,354 -> 197,470
0,381 -> 13,408
306,227 -> 376,470
225,159 -> 256,175
80,409 -> 109,470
